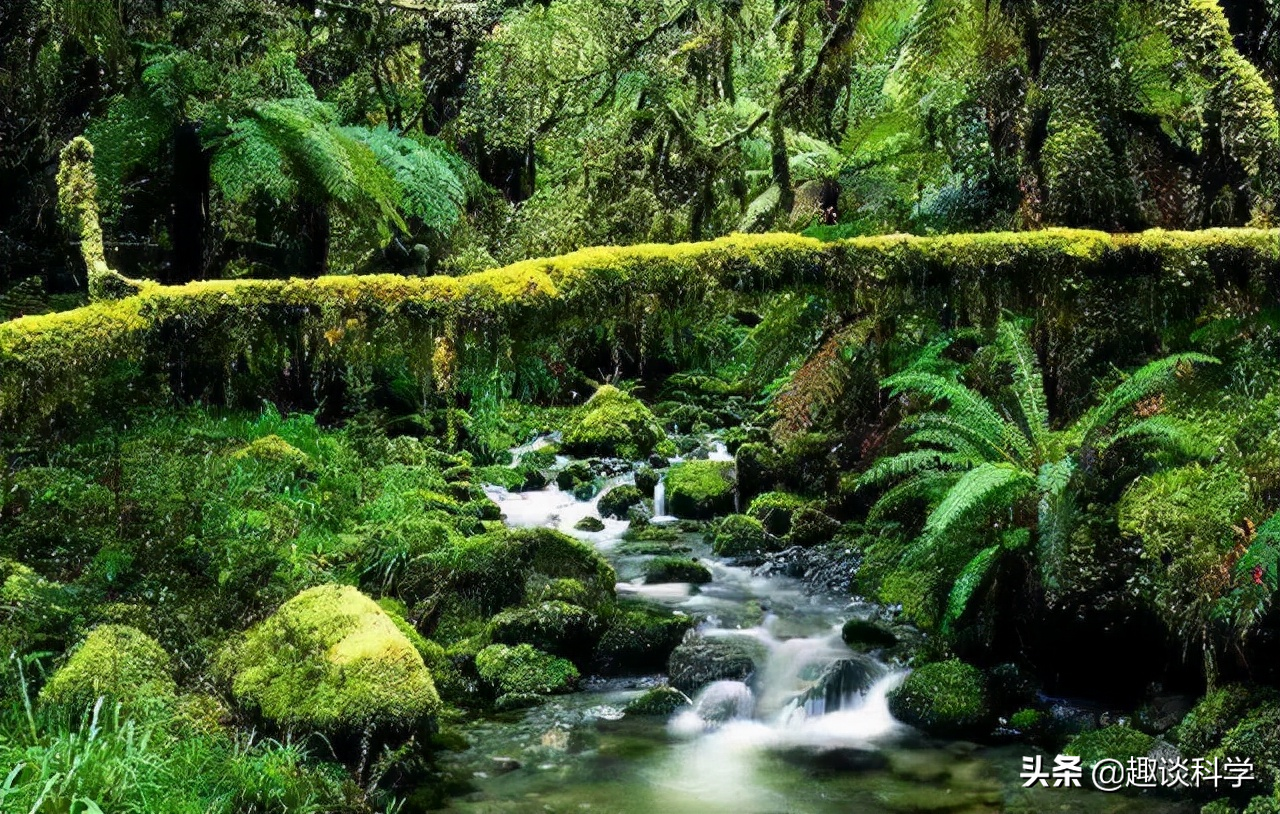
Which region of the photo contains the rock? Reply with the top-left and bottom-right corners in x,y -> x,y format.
573,480 -> 601,501
841,618 -> 898,650
215,585 -> 440,737
692,680 -> 754,723
475,644 -> 579,696
1134,694 -> 1194,735
625,686 -> 691,716
668,635 -> 766,695
746,491 -> 807,536
561,386 -> 664,459
574,515 -> 606,532
594,604 -> 695,675
598,485 -> 643,519
786,506 -> 841,547
40,625 -> 176,715
734,442 -> 778,503
643,556 -> 712,585
634,466 -> 660,498
556,460 -> 593,491
666,460 -> 736,519
491,756 -> 521,773
710,514 -> 779,558
887,659 -> 990,738
1063,724 -> 1156,768
488,601 -> 600,663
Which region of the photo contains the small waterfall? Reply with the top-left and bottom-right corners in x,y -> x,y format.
653,477 -> 667,517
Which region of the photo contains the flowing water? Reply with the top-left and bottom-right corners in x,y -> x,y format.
447,452 -> 1195,814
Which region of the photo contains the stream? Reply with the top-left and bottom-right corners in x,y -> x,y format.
439,447 -> 1196,814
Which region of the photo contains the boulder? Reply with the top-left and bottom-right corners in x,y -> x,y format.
887,659 -> 990,738
40,625 -> 176,715
562,386 -> 664,460
668,635 -> 766,695
666,460 -> 735,519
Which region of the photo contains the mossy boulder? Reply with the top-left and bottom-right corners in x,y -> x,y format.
787,506 -> 841,547
668,635 -> 766,694
626,686 -> 691,716
667,460 -> 736,519
556,460 -> 593,491
841,618 -> 898,650
218,585 -> 441,736
574,516 -> 606,532
507,527 -> 617,603
1064,725 -> 1156,769
562,386 -> 663,460
475,644 -> 579,698
231,434 -> 312,472
1215,702 -> 1280,786
488,601 -> 600,663
40,625 -> 176,715
643,556 -> 712,585
734,442 -> 778,503
598,485 -> 643,519
1175,684 -> 1278,756
594,603 -> 695,674
746,491 -> 807,536
887,659 -> 990,737
710,514 -> 777,558
634,466 -> 660,498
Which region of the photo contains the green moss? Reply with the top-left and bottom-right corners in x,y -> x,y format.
622,523 -> 681,543
232,434 -> 312,471
887,659 -> 990,737
475,644 -> 579,696
643,556 -> 712,585
667,460 -> 736,519
40,625 -> 176,715
556,460 -> 593,490
594,603 -> 695,674
1175,684 -> 1278,756
1064,725 -> 1156,769
598,485 -> 644,519
574,516 -> 606,532
1215,702 -> 1280,785
218,584 -> 441,735
787,505 -> 840,547
475,465 -> 525,491
488,601 -> 600,662
561,386 -> 663,460
625,686 -> 691,716
634,466 -> 660,498
746,491 -> 807,536
710,514 -> 776,558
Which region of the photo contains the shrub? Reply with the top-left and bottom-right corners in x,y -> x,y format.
574,516 -> 606,532
218,584 -> 441,737
666,460 -> 736,519
1216,703 -> 1280,786
887,659 -> 990,737
40,625 -> 177,716
1174,684 -> 1277,756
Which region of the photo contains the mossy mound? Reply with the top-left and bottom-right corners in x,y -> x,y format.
561,386 -> 663,460
625,686 -> 691,716
1064,725 -> 1156,768
734,442 -> 779,503
887,659 -> 990,737
1215,702 -> 1280,786
787,506 -> 840,547
598,485 -> 644,519
507,527 -> 617,603
667,460 -> 736,519
841,618 -> 898,650
556,460 -> 593,491
746,491 -> 807,536
622,523 -> 681,543
231,435 -> 312,473
475,644 -> 579,698
668,635 -> 766,694
1175,684 -> 1278,756
40,625 -> 176,715
710,514 -> 777,558
643,556 -> 712,585
574,516 -> 606,532
634,466 -> 660,498
488,601 -> 600,662
594,603 -> 696,674
219,584 -> 441,736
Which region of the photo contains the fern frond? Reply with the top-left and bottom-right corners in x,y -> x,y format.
886,371 -> 1026,462
1036,458 -> 1076,592
857,449 -> 971,488
867,469 -> 959,524
995,319 -> 1049,450
1097,414 -> 1216,459
921,461 -> 1033,541
942,544 -> 1001,634
1077,353 -> 1218,441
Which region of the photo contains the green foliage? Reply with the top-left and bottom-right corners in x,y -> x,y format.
218,584 -> 442,737
1216,703 -> 1280,786
667,460 -> 736,520
1063,725 -> 1156,769
474,644 -> 579,698
39,626 -> 177,717
598,485 -> 644,520
886,659 -> 990,737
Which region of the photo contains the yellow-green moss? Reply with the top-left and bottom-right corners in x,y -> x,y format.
667,460 -> 736,519
562,386 -> 663,460
218,584 -> 441,735
40,624 -> 176,715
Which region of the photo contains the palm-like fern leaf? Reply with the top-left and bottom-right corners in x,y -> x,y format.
886,370 -> 1028,463
920,461 -> 1033,543
1076,353 -> 1218,442
996,318 -> 1049,449
942,543 -> 1000,633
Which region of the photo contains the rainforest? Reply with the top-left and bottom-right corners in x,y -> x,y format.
3,1 -> 1280,813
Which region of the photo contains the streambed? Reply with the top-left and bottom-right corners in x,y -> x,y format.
438,458 -> 1194,814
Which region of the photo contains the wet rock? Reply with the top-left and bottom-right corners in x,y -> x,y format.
709,514 -> 780,559
490,756 -> 521,773
598,485 -> 643,519
643,556 -> 712,585
634,465 -> 660,498
887,659 -> 991,738
574,516 -> 605,532
625,686 -> 692,716
775,746 -> 888,773
841,618 -> 898,650
555,461 -> 593,491
668,635 -> 766,694
692,680 -> 755,723
593,603 -> 695,675
786,506 -> 841,547
1135,693 -> 1195,735
795,656 -> 882,714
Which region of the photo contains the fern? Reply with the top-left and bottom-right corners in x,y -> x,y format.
921,461 -> 1033,542
942,544 -> 1000,633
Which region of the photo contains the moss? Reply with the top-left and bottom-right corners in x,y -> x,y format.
218,584 -> 441,736
488,601 -> 600,662
1215,702 -> 1280,786
634,466 -> 660,498
598,485 -> 643,519
574,516 -> 606,532
40,625 -> 176,715
474,644 -> 579,696
787,505 -> 840,547
622,523 -> 681,543
710,514 -> 777,558
746,491 -> 807,536
507,527 -> 617,604
475,465 -> 525,491
232,434 -> 312,471
841,618 -> 898,649
536,578 -> 591,606
887,659 -> 990,737
625,686 -> 691,716
1064,725 -> 1156,769
594,603 -> 695,674
667,460 -> 736,519
561,386 -> 663,459
555,460 -> 593,490
1174,684 -> 1278,756
643,556 -> 712,585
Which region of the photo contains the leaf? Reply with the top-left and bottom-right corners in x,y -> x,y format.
1077,353 -> 1219,441
942,544 -> 1000,633
922,462 -> 1034,541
